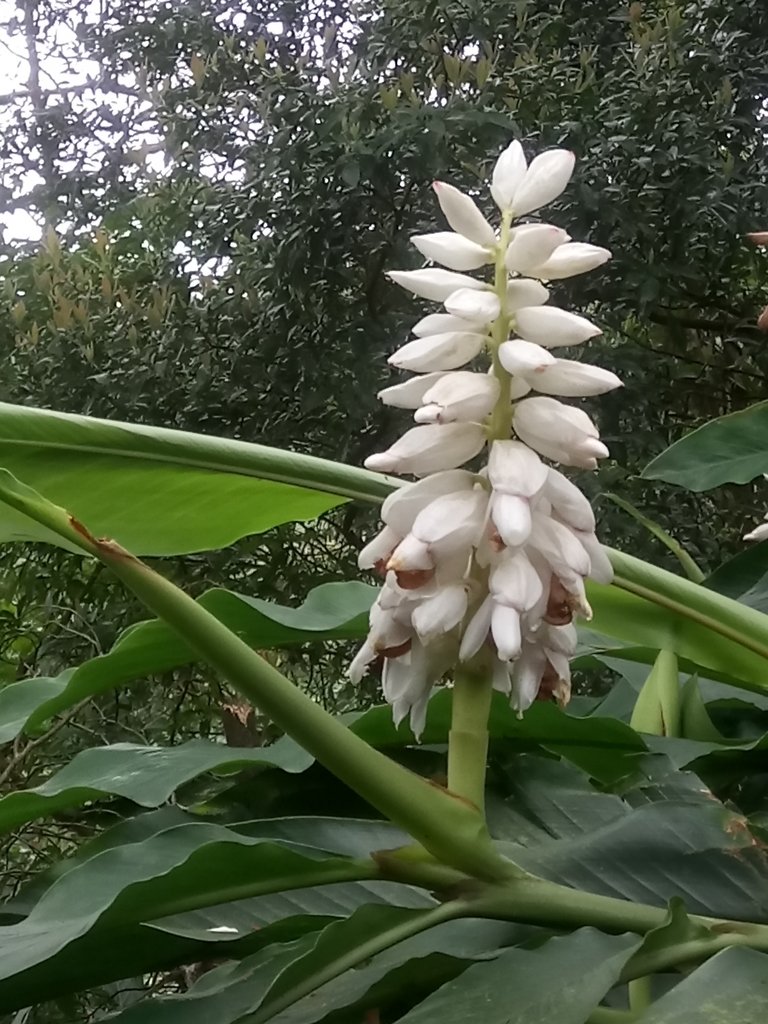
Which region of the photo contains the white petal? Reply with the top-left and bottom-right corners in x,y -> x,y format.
505,224 -> 570,275
491,140 -> 527,211
348,638 -> 377,683
531,242 -> 611,280
488,439 -> 548,497
529,515 -> 591,579
369,604 -> 413,651
577,530 -> 614,584
416,371 -> 500,423
445,288 -> 501,323
745,522 -> 768,542
387,269 -> 485,302
382,470 -> 477,534
490,550 -> 544,611
382,644 -> 430,732
543,622 -> 578,656
412,312 -> 474,337
387,533 -> 433,572
491,602 -> 522,660
511,149 -> 575,216
358,524 -> 400,570
543,468 -> 595,532
412,488 -> 488,554
509,376 -> 532,399
531,360 -> 621,397
412,583 -> 468,642
506,279 -> 550,311
459,594 -> 493,661
514,306 -> 602,348
388,331 -> 487,372
499,338 -> 556,376
492,658 -> 512,695
378,372 -> 447,408
511,644 -> 547,711
432,181 -> 496,246
490,492 -> 532,547
411,232 -> 492,271
364,423 -> 486,476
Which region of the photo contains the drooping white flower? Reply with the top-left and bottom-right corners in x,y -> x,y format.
505,224 -> 570,275
543,468 -> 596,532
510,149 -> 575,217
444,288 -> 501,323
364,422 -> 486,476
432,181 -> 497,247
514,306 -> 602,348
528,514 -> 591,582
388,331 -> 487,372
411,232 -> 493,271
529,359 -> 621,396
387,269 -> 486,302
489,492 -> 533,548
576,529 -> 614,584
358,524 -> 400,571
412,583 -> 469,643
414,372 -> 500,424
490,550 -> 544,610
531,242 -> 612,280
488,440 -> 549,498
410,488 -> 488,556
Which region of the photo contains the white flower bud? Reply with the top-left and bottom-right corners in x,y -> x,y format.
745,520 -> 768,543
432,181 -> 496,246
505,224 -> 570,275
491,602 -> 522,660
531,242 -> 612,280
514,306 -> 602,348
459,594 -> 493,661
387,269 -> 485,302
530,359 -> 621,396
498,338 -> 556,376
489,492 -> 532,548
412,488 -> 488,555
542,468 -> 596,532
511,644 -> 547,711
513,397 -> 608,467
506,279 -> 550,310
491,140 -> 527,211
488,440 -> 548,497
444,288 -> 501,323
415,372 -> 500,424
412,583 -> 468,643
529,515 -> 591,579
490,551 -> 544,611
411,231 -> 492,271
364,422 -> 486,476
511,149 -> 575,217
381,470 -> 477,534
412,312 -> 476,336
576,529 -> 614,584
348,638 -> 377,683
378,372 -> 447,409
388,331 -> 487,372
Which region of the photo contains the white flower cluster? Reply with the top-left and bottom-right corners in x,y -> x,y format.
349,141 -> 620,735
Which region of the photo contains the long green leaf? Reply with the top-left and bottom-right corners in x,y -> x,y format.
642,399 -> 768,490
397,928 -> 641,1024
601,492 -> 704,581
0,402 -> 394,554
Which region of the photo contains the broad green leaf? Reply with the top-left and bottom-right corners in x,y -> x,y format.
642,400 -> 768,490
0,402 -> 393,554
0,581 -> 376,743
397,928 -> 641,1024
703,540 -> 768,613
0,740 -> 314,834
0,822 -> 378,1010
635,947 -> 768,1023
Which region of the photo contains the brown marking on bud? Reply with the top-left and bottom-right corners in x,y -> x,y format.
394,567 -> 435,590
745,231 -> 768,246
535,660 -> 571,708
544,578 -> 573,625
379,638 -> 412,658
373,557 -> 389,578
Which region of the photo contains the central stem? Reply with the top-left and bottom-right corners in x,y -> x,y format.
487,210 -> 514,440
447,666 -> 494,811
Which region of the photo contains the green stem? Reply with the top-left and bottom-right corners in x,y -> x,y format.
620,929 -> 768,981
447,668 -> 494,813
486,210 -> 514,440
628,976 -> 652,1013
243,901 -> 466,1024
